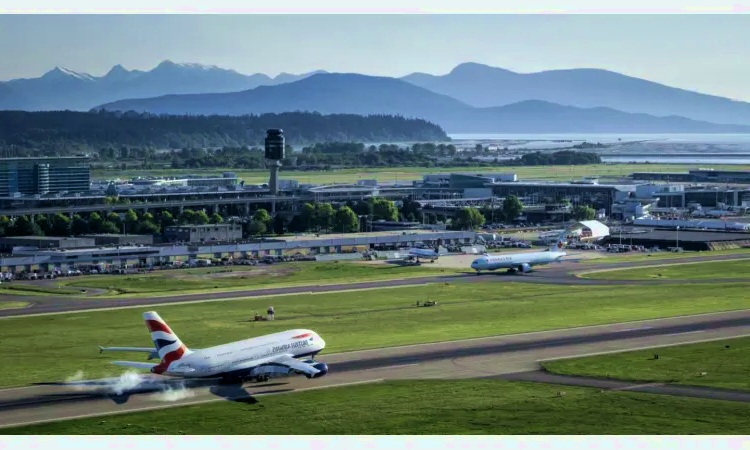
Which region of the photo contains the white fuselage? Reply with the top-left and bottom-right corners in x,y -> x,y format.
408,248 -> 438,260
164,329 -> 325,379
471,250 -> 566,271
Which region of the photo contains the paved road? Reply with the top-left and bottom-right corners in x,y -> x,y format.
3,252 -> 750,318
2,310 -> 750,430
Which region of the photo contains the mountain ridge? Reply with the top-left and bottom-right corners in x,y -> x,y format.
94,73 -> 750,134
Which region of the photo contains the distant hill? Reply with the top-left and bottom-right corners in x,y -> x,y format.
0,110 -> 448,156
95,73 -> 750,134
0,61 -> 329,111
402,62 -> 750,127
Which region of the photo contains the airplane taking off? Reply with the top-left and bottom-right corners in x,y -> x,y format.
99,311 -> 328,384
470,230 -> 568,274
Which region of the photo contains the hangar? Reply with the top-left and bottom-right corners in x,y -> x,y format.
567,220 -> 610,242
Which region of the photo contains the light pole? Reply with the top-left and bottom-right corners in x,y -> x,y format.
676,226 -> 680,250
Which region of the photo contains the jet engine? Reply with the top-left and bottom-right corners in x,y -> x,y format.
305,362 -> 329,379
519,263 -> 531,273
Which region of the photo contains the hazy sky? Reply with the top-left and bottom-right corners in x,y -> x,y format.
1,14 -> 748,100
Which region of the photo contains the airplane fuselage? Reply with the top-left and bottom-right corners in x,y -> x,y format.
162,329 -> 326,380
408,248 -> 438,262
471,250 -> 566,273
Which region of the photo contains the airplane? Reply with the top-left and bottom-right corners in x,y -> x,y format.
406,246 -> 440,263
98,311 -> 328,384
470,230 -> 568,275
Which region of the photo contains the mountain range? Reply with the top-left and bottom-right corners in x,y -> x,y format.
4,60 -> 750,133
0,60 -> 328,111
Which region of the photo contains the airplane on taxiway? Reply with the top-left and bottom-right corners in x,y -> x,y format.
470,229 -> 568,274
98,311 -> 328,384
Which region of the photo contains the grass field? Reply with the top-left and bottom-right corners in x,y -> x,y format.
0,301 -> 29,310
3,281 -> 750,388
542,336 -> 750,392
577,248 -> 750,265
580,259 -> 750,280
0,283 -> 85,296
55,261 -> 462,297
92,164 -> 746,184
5,379 -> 750,435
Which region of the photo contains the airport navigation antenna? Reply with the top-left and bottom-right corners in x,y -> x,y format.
265,129 -> 285,215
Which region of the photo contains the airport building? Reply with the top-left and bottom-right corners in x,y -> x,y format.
631,168 -> 750,184
0,156 -> 90,197
163,223 -> 244,243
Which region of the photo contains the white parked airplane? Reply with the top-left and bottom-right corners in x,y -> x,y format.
406,246 -> 440,263
98,311 -> 328,384
470,231 -> 568,274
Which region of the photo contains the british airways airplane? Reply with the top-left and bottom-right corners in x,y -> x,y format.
470,230 -> 568,274
98,311 -> 328,384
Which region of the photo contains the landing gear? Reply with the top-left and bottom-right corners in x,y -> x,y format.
252,375 -> 270,383
475,270 -> 481,275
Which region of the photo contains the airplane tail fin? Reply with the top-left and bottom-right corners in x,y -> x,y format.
548,229 -> 568,252
143,311 -> 191,371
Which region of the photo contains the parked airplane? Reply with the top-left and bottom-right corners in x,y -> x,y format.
470,231 -> 568,274
406,246 -> 440,263
98,311 -> 328,384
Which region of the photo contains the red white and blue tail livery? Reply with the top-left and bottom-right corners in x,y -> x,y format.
102,311 -> 328,383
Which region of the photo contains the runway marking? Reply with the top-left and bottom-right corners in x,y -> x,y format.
613,383 -> 664,391
574,256 -> 750,277
369,363 -> 419,371
329,309 -> 750,357
0,378 -> 385,430
618,327 -> 654,332
664,330 -> 706,337
0,282 -> 442,320
536,332 -> 750,362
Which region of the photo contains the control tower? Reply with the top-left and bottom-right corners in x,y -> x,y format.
264,129 -> 285,214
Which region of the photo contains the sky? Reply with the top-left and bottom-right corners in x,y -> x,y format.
0,14 -> 749,101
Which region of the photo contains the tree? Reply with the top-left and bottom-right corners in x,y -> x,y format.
272,215 -> 287,235
210,213 -> 223,224
35,214 -> 52,234
51,213 -> 72,236
159,211 -> 175,229
502,195 -> 524,222
88,212 -> 104,233
252,209 -> 272,229
101,220 -> 120,234
71,214 -> 90,235
287,214 -> 306,233
179,209 -> 196,225
315,204 -> 335,232
194,210 -> 210,225
334,206 -> 360,233
124,209 -> 139,233
247,220 -> 266,236
300,203 -> 316,231
9,216 -> 43,236
573,205 -> 596,221
371,198 -> 398,221
399,197 -> 423,223
451,207 -> 485,231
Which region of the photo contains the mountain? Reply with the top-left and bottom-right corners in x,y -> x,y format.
0,61 -> 327,111
94,73 -> 750,134
401,62 -> 750,127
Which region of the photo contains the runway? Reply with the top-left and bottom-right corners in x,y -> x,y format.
3,252 -> 750,318
2,309 -> 750,430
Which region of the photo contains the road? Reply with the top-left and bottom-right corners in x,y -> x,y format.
2,309 -> 750,430
2,252 -> 750,318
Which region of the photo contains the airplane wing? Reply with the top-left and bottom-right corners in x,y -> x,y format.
228,353 -> 324,377
111,361 -> 159,370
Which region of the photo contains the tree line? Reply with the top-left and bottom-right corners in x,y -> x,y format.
0,110 -> 448,157
0,195 -> 600,239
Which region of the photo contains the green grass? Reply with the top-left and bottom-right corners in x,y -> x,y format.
0,283 -> 85,296
56,261 -> 462,296
0,301 -> 29,310
580,259 -> 750,280
6,379 -> 750,434
542,336 -> 750,392
578,248 -> 750,265
3,281 -> 750,388
93,163 -> 747,184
